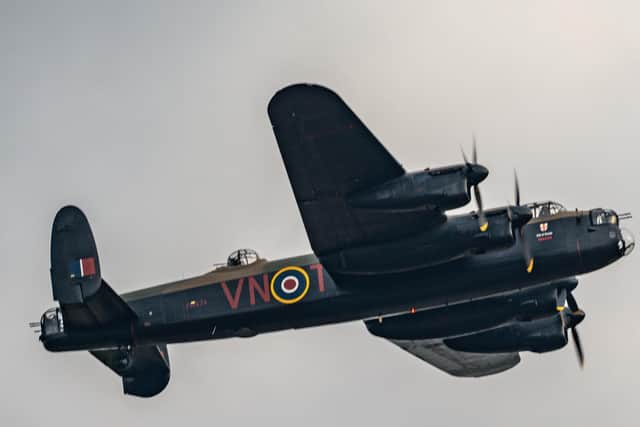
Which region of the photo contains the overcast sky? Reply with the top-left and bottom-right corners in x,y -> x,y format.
2,1 -> 639,426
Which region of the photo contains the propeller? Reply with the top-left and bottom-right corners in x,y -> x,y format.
514,170 -> 521,206
462,136 -> 489,232
509,171 -> 534,273
565,291 -> 586,368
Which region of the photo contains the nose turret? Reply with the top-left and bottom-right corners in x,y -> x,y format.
577,208 -> 634,273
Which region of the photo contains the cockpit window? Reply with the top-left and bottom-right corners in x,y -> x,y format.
590,209 -> 618,226
526,201 -> 566,219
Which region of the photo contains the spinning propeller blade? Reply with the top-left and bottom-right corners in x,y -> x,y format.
514,171 -> 521,207
571,327 -> 585,368
462,136 -> 488,232
566,292 -> 585,368
513,171 -> 534,273
461,146 -> 469,165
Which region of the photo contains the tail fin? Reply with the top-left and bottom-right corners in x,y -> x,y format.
49,206 -> 136,329
44,206 -> 171,397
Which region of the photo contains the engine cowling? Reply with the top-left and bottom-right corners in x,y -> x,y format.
444,313 -> 569,354
347,166 -> 476,211
365,280 -> 577,340
322,206 -> 519,274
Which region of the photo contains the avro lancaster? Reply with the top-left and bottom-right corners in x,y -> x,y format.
33,84 -> 634,397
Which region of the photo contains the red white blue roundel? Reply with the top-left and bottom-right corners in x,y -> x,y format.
270,266 -> 310,304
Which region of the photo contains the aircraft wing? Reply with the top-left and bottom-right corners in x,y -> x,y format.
268,84 -> 444,256
389,338 -> 521,377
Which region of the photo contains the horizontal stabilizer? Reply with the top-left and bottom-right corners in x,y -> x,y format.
91,344 -> 170,398
60,279 -> 137,330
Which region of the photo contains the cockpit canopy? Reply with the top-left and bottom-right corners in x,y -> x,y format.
226,249 -> 260,267
526,201 -> 567,219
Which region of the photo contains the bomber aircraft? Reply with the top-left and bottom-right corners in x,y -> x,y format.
33,84 -> 635,397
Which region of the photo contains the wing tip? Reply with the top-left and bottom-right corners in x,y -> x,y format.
267,83 -> 342,123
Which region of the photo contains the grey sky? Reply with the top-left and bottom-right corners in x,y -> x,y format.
2,1 -> 639,426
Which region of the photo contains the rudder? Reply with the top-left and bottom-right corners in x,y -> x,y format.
48,206 -> 135,330
50,205 -> 102,304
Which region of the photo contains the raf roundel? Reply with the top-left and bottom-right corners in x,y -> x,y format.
270,266 -> 310,304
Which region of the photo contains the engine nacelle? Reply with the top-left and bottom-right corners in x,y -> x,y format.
347,166 -> 475,211
444,313 -> 568,354
322,207 -> 516,274
365,279 -> 577,339
474,207 -> 514,249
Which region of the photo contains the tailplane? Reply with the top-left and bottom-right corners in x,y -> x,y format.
91,344 -> 170,397
39,205 -> 170,397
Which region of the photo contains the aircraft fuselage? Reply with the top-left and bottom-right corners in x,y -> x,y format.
40,208 -> 627,352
